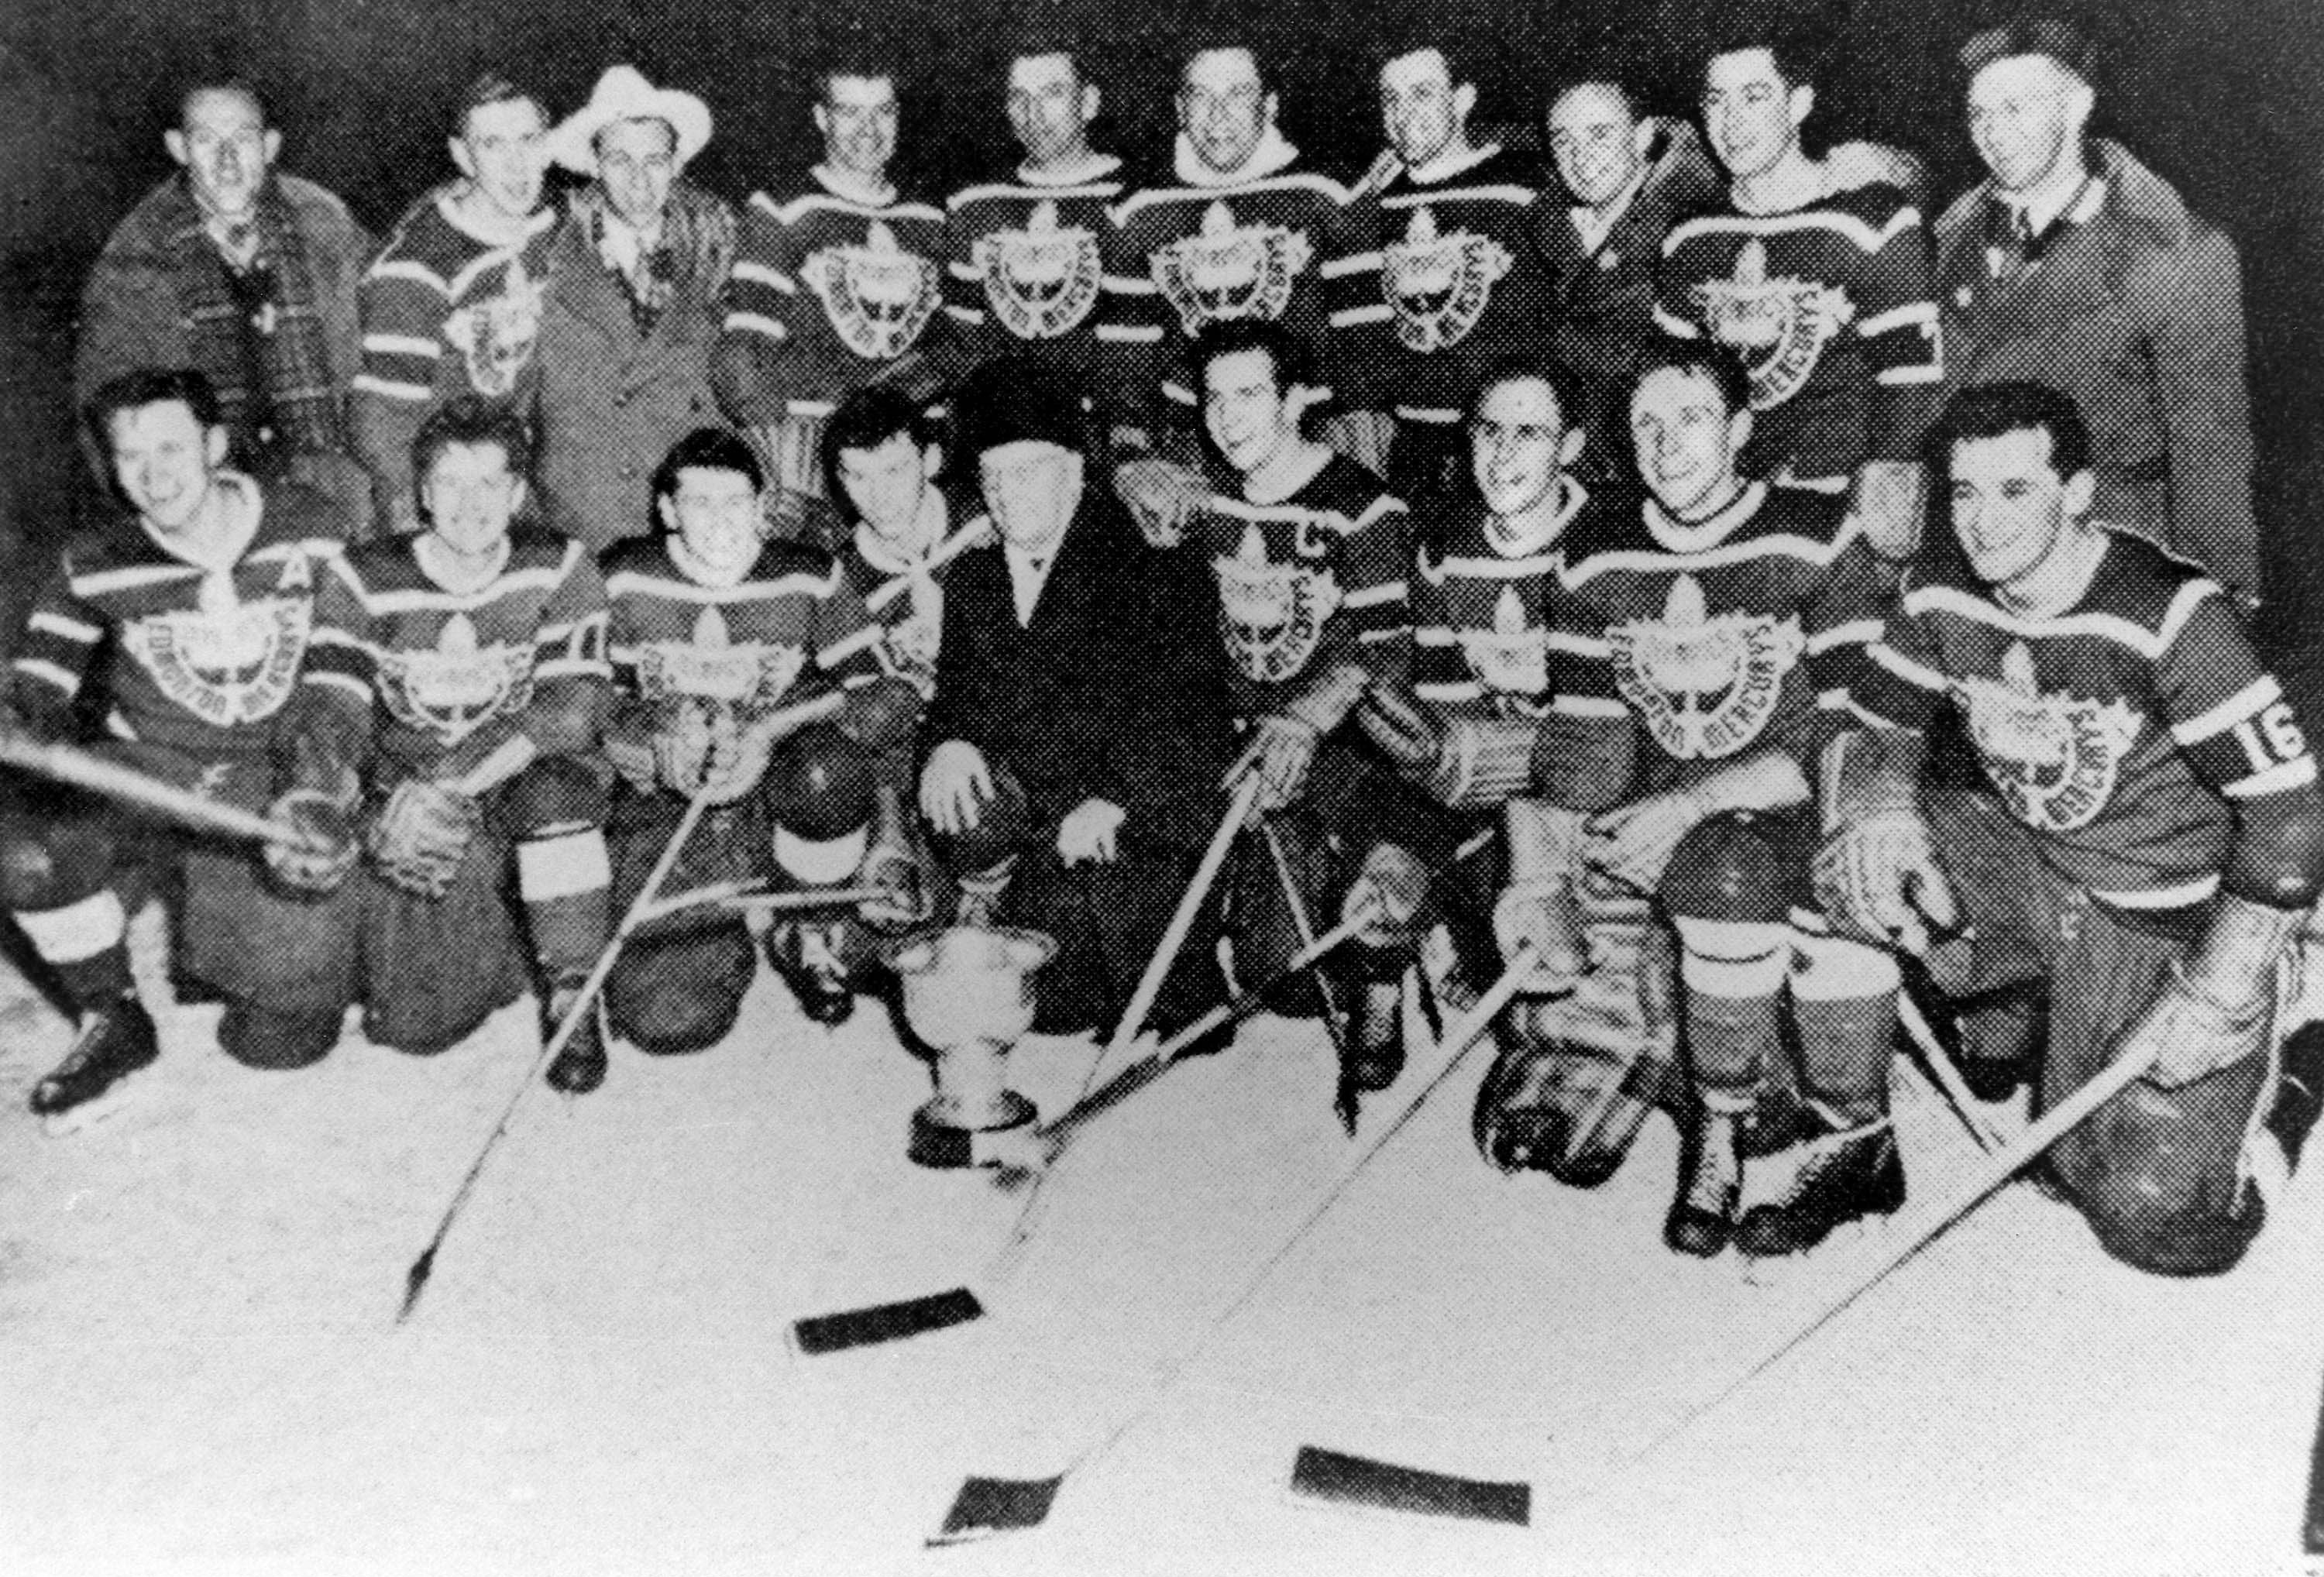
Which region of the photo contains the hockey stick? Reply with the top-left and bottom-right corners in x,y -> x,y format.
789,771 -> 1264,1356
1287,1039 -> 2158,1526
631,880 -> 885,927
930,943 -> 1541,1543
0,734 -> 335,855
394,786 -> 719,1326
1259,817 -> 1361,1131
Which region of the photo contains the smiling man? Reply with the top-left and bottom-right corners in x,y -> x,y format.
1933,18 -> 2257,604
1828,381 -> 2319,1276
77,75 -> 375,537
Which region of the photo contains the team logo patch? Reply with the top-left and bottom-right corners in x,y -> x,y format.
122,570 -> 310,727
1152,201 -> 1312,335
803,220 -> 941,360
1606,575 -> 1803,759
1459,586 -> 1549,697
376,611 -> 535,746
637,606 -> 808,709
1958,642 -> 2142,833
442,254 -> 548,398
1690,239 -> 1855,411
1212,518 -> 1339,684
974,200 -> 1102,340
1382,208 -> 1511,353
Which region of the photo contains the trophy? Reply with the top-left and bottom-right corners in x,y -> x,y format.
886,923 -> 1055,1169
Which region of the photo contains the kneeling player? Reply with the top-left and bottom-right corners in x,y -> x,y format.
1825,382 -> 2322,1277
599,428 -> 921,1056
280,397 -> 617,1088
4,369 -> 356,1125
1550,342 -> 1897,1258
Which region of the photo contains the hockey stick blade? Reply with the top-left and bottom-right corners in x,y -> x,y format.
1287,1445 -> 1530,1526
929,1473 -> 1064,1545
790,1287 -> 985,1356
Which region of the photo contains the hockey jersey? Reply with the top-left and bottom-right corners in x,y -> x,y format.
945,157 -> 1129,417
1851,530 -> 2317,910
1655,182 -> 1943,481
10,475 -> 342,768
1325,144 -> 1553,426
1407,478 -> 1601,719
1187,451 -> 1412,719
1555,480 -> 1888,793
1107,160 -> 1352,430
828,500 -> 995,704
721,173 -> 951,424
352,191 -> 562,503
300,526 -> 609,782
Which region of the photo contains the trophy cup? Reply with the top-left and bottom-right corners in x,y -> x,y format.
887,923 -> 1055,1169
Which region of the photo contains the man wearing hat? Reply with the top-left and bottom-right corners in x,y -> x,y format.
917,359 -> 1231,1036
532,64 -> 741,554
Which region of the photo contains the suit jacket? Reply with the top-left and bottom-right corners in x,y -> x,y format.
923,490 -> 1230,857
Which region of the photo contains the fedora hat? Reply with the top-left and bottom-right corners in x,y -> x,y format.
547,65 -> 713,175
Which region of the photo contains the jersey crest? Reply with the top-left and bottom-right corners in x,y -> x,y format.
1690,239 -> 1856,411
1460,585 -> 1549,698
635,605 -> 807,709
120,565 -> 311,728
1606,574 -> 1803,759
1381,207 -> 1511,353
1152,201 -> 1312,335
376,610 -> 535,746
1958,641 -> 2143,833
1212,517 -> 1339,684
442,253 -> 548,398
803,219 -> 941,360
973,200 -> 1102,340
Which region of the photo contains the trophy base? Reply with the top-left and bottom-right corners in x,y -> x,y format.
909,1092 -> 1039,1170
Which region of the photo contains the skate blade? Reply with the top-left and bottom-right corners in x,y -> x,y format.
1286,1445 -> 1531,1526
789,1287 -> 983,1355
38,1078 -> 152,1139
927,1473 -> 1063,1544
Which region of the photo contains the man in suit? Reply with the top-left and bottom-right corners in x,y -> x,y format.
916,359 -> 1232,1036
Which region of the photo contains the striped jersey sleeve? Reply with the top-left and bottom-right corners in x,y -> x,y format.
9,555 -> 108,728
2160,594 -> 2319,805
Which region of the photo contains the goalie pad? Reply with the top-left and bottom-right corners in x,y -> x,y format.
1428,716 -> 1539,809
366,779 -> 483,900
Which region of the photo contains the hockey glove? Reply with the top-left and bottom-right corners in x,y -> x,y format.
366,778 -> 483,899
1813,808 -> 1955,955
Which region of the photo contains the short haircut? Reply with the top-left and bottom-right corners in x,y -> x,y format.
1958,15 -> 2098,89
1369,31 -> 1465,86
412,395 -> 534,487
1468,355 -> 1590,435
1930,381 -> 2094,483
1631,339 -> 1755,421
654,428 -> 765,514
178,74 -> 270,129
1697,6 -> 1821,93
1542,62 -> 1642,125
85,368 -> 222,453
817,48 -> 902,104
1178,35 -> 1275,100
451,72 -> 548,140
1005,29 -> 1092,87
821,385 -> 940,507
1190,318 -> 1313,400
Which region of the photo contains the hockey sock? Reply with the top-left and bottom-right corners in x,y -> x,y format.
15,890 -> 135,1010
1674,915 -> 1790,1111
1789,929 -> 1903,1126
515,824 -> 613,982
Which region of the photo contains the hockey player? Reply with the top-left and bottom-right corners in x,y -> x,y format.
598,428 -> 922,1053
1654,16 -> 1942,560
944,37 -> 1132,417
1324,36 -> 1556,503
353,74 -> 562,536
1550,341 -> 1896,1258
1824,381 -> 2322,1276
717,51 -> 951,520
283,397 -> 619,1094
2,369 -> 356,1126
917,358 -> 1232,1036
1109,38 -> 1353,547
1178,320 -> 1440,1098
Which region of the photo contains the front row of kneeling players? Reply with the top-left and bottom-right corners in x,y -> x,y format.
9,344 -> 2318,1283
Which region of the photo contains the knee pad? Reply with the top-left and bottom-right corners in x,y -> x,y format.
496,754 -> 612,838
1787,926 -> 1903,1002
765,724 -> 879,884
219,1000 -> 340,1070
1672,916 -> 1791,998
1659,812 -> 1801,924
0,813 -> 119,914
607,926 -> 754,1056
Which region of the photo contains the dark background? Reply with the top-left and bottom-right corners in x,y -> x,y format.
3,0 -> 2319,678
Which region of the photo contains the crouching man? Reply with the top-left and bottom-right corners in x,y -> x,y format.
917,358 -> 1232,1036
279,396 -> 617,1090
3,369 -> 355,1127
1825,382 -> 2322,1276
598,427 -> 922,1054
